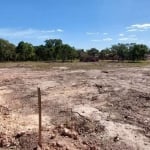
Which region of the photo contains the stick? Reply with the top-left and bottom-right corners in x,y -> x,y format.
38,87 -> 42,148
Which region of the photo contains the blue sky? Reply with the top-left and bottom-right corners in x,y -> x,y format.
0,0 -> 150,49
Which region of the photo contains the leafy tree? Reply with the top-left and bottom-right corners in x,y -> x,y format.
58,44 -> 76,62
45,39 -> 62,48
16,41 -> 35,61
128,44 -> 149,61
99,48 -> 112,60
0,39 -> 16,61
68,46 -> 77,62
35,45 -> 51,60
34,45 -> 44,60
111,44 -> 129,61
45,39 -> 63,61
76,49 -> 85,60
87,48 -> 99,57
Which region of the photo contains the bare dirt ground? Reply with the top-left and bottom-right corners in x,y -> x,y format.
0,62 -> 150,150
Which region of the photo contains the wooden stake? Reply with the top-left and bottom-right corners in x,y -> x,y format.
38,87 -> 42,148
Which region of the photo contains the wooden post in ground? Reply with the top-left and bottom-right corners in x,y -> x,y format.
38,87 -> 42,148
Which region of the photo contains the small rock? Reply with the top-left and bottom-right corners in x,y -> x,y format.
51,141 -> 56,147
49,133 -> 56,139
56,141 -> 64,147
113,135 -> 120,142
91,96 -> 97,101
82,140 -> 88,145
14,132 -> 25,139
61,128 -> 78,140
102,71 -> 109,73
145,132 -> 150,138
71,83 -> 77,87
90,146 -> 97,150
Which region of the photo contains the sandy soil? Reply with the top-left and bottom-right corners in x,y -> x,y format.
0,65 -> 150,149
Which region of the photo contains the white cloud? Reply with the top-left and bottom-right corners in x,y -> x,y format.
127,29 -> 138,32
118,37 -> 138,41
130,38 -> 138,41
36,35 -> 51,40
41,30 -> 55,33
0,28 -> 35,37
0,28 -> 64,45
91,37 -> 112,42
119,38 -> 129,41
0,28 -> 64,40
86,32 -> 99,35
127,23 -> 150,32
119,33 -> 124,37
91,39 -> 101,42
129,34 -> 136,37
103,38 -> 112,41
103,32 -> 108,35
131,24 -> 150,29
57,29 -> 64,32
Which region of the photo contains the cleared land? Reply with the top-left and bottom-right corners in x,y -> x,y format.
0,61 -> 150,150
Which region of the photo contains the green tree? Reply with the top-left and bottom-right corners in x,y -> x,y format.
0,38 -> 16,61
128,44 -> 149,61
76,49 -> 85,59
45,39 -> 63,60
87,48 -> 99,57
56,44 -> 76,62
111,44 -> 129,61
99,48 -> 112,60
45,39 -> 62,48
16,41 -> 35,61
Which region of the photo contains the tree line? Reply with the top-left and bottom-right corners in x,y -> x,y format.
0,38 -> 150,62
99,43 -> 150,61
0,38 -> 77,62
